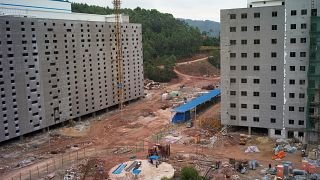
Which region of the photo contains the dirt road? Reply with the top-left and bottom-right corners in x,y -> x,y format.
176,57 -> 208,66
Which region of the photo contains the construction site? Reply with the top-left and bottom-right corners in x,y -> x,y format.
0,0 -> 320,180
0,52 -> 318,179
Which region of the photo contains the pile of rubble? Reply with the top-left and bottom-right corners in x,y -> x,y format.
144,80 -> 161,90
112,147 -> 133,155
54,158 -> 107,180
201,84 -> 218,90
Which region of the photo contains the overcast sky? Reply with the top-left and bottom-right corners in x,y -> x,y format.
70,0 -> 247,22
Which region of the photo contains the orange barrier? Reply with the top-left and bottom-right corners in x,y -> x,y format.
276,165 -> 284,179
272,151 -> 286,160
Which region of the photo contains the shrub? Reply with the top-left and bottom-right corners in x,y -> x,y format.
180,166 -> 202,180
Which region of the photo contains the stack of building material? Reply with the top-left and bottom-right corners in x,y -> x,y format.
239,134 -> 250,145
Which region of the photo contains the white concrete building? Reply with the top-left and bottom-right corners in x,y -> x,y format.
221,0 -> 320,143
0,0 -> 143,142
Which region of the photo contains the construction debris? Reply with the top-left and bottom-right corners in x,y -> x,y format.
164,135 -> 183,144
147,144 -> 171,159
113,147 -> 133,154
16,157 -> 37,167
201,84 -> 216,90
239,134 -> 251,145
245,146 -> 260,153
47,172 -> 56,179
144,80 -> 161,90
272,151 -> 286,160
308,149 -> 319,160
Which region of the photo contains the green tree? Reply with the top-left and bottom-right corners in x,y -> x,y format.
161,177 -> 172,180
180,166 -> 203,180
208,49 -> 220,69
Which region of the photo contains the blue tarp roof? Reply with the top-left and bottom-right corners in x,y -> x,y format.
149,155 -> 159,160
172,89 -> 221,113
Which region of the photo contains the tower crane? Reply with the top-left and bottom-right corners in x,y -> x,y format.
112,0 -> 124,111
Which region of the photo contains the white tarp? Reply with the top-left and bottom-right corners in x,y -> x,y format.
245,146 -> 260,153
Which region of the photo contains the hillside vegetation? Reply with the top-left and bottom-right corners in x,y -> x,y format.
180,19 -> 220,37
72,3 -> 204,82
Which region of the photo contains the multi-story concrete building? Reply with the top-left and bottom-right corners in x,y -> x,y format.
0,0 -> 144,142
221,0 -> 320,143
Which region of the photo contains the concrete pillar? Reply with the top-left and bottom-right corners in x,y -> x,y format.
20,135 -> 24,142
248,127 -> 252,135
281,129 -> 287,139
305,132 -> 309,144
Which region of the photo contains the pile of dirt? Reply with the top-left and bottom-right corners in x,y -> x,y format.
255,137 -> 272,144
78,158 -> 107,179
126,123 -> 144,129
182,129 -> 202,137
213,134 -> 241,148
175,60 -> 220,77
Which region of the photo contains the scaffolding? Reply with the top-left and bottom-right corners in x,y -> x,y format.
307,16 -> 320,144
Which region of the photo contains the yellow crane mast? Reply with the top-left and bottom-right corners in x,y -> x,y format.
112,0 -> 124,111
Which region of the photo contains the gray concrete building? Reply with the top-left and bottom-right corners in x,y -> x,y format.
221,0 -> 320,143
0,0 -> 144,142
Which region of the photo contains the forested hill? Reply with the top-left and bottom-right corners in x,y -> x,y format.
72,3 -> 203,82
180,19 -> 220,37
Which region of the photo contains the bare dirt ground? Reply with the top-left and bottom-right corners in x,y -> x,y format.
0,55 -> 308,179
175,58 -> 220,77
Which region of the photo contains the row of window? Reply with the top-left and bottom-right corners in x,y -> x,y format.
229,38 -> 306,45
230,65 -> 306,71
5,20 -> 139,29
229,52 -> 307,58
230,103 -> 305,112
229,115 -> 305,126
229,66 -> 277,71
229,9 -> 308,20
230,11 -> 276,19
229,77 -> 306,86
231,37 -> 307,46
229,90 -> 306,99
230,23 -> 307,33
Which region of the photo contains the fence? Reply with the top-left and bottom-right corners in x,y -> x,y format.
8,140 -> 146,180
9,148 -> 94,180
151,124 -> 177,143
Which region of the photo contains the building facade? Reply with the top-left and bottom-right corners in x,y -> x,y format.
0,0 -> 144,142
221,0 -> 320,143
